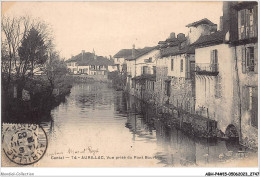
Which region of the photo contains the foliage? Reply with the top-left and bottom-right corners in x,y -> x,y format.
46,52 -> 68,89
1,15 -> 71,123
18,27 -> 48,76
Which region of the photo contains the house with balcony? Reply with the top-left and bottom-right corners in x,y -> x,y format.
192,1 -> 258,148
224,1 -> 258,148
125,45 -> 159,100
192,30 -> 233,135
155,19 -> 217,110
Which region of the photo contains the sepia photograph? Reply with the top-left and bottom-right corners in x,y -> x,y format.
1,0 -> 259,175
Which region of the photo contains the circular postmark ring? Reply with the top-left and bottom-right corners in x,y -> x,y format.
2,124 -> 48,165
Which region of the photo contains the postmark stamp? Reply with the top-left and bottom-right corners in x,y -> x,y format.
2,123 -> 48,165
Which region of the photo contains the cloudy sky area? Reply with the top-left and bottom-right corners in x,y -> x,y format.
3,1 -> 223,59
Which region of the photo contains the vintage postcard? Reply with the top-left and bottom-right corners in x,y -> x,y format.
1,0 -> 259,176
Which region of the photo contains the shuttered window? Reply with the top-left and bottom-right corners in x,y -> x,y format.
180,59 -> 183,72
242,46 -> 258,73
171,59 -> 174,71
246,47 -> 255,72
215,76 -> 222,98
242,47 -> 246,73
243,86 -> 258,128
210,50 -> 218,72
238,7 -> 257,40
142,66 -> 148,74
251,87 -> 258,128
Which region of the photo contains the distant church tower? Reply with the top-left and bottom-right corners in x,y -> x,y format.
93,48 -> 97,60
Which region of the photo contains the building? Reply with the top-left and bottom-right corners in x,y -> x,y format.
224,1 -> 258,148
155,19 -> 216,110
192,1 -> 258,148
125,45 -> 160,100
66,50 -> 114,78
157,33 -> 195,111
113,49 -> 132,73
192,30 -> 234,136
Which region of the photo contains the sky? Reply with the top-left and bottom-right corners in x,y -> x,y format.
2,1 -> 223,60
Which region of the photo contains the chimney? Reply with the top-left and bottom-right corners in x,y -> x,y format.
132,44 -> 135,58
177,33 -> 185,39
169,32 -> 176,39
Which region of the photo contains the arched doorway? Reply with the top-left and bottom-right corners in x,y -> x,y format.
225,124 -> 239,138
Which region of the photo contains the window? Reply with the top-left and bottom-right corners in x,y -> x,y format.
247,47 -> 255,72
238,7 -> 257,40
215,76 -> 222,98
153,66 -> 156,75
243,86 -> 258,128
242,46 -> 257,73
210,50 -> 218,72
142,66 -> 148,74
250,87 -> 258,128
171,59 -> 174,71
245,86 -> 258,128
147,67 -> 151,74
180,59 -> 183,72
152,81 -> 154,91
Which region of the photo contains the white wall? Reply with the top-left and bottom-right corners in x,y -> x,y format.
195,44 -> 234,133
187,24 -> 211,44
127,49 -> 160,78
78,65 -> 90,74
168,54 -> 195,78
108,65 -> 117,72
114,57 -> 125,72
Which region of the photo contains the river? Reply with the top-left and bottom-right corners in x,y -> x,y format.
33,83 -> 257,167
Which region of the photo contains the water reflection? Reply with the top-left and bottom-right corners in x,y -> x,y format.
37,83 -> 255,167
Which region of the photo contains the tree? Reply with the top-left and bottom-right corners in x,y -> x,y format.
1,15 -> 53,99
46,52 -> 68,93
12,27 -> 47,100
18,27 -> 48,76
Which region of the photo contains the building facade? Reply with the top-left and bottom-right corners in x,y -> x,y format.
192,1 -> 258,148
66,50 -> 114,79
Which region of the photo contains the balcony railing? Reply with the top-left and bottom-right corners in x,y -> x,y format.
195,63 -> 219,76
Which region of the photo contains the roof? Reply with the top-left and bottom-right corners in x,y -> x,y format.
159,36 -> 187,49
161,45 -> 195,57
191,31 -> 225,47
113,49 -> 140,58
158,41 -> 167,44
186,18 -> 216,27
66,52 -> 93,63
125,46 -> 158,61
161,46 -> 179,57
66,52 -> 114,66
77,56 -> 114,66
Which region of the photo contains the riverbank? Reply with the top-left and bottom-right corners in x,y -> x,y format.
125,87 -> 258,151
2,76 -> 72,124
